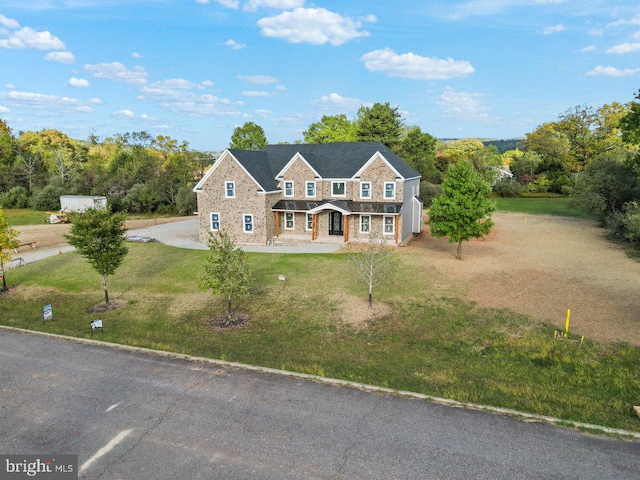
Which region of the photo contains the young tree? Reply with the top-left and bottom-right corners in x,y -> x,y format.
64,208 -> 128,304
229,122 -> 268,151
199,230 -> 251,323
349,236 -> 399,308
0,209 -> 20,292
428,161 -> 496,260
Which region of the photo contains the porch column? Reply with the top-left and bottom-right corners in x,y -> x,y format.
312,214 -> 317,241
395,215 -> 399,245
275,211 -> 279,237
344,215 -> 349,243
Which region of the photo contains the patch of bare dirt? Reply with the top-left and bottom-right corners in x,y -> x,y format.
14,216 -> 187,251
87,299 -> 127,314
332,292 -> 393,327
404,212 -> 640,345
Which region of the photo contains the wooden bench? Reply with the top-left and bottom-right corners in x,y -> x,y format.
13,241 -> 37,253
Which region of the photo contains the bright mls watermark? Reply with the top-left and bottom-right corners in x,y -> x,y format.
1,455 -> 77,479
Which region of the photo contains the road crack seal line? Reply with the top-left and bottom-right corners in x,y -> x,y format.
333,395 -> 381,479
91,372 -> 217,480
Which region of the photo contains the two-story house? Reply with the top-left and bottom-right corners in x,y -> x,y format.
193,141 -> 423,246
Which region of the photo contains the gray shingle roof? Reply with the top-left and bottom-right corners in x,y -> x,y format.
272,199 -> 403,215
229,142 -> 419,192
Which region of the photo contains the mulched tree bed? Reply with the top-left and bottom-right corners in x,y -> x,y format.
206,312 -> 250,330
87,299 -> 127,314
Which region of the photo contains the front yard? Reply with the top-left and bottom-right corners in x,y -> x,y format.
1,211 -> 640,432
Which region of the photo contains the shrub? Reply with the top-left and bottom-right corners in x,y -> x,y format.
493,178 -> 522,197
622,201 -> 640,242
176,185 -> 197,216
121,183 -> 156,213
0,186 -> 29,208
30,183 -> 66,210
419,181 -> 442,207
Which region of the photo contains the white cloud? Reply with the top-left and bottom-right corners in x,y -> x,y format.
255,109 -> 272,117
606,42 -> 640,54
244,0 -> 304,12
5,84 -> 16,90
138,78 -> 208,101
242,90 -> 271,97
3,90 -> 102,113
44,51 -> 75,63
361,48 -> 474,80
449,0 -> 567,20
237,74 -> 279,84
196,0 -> 239,8
67,77 -> 89,88
543,24 -> 566,35
589,28 -> 604,37
224,39 -> 247,49
113,109 -> 135,117
0,27 -> 65,50
132,52 -> 143,58
437,86 -> 492,121
581,45 -> 597,52
84,62 -> 148,85
257,7 -> 373,46
201,80 -> 214,87
0,15 -> 20,29
276,84 -> 286,91
587,66 -> 640,76
608,15 -> 640,28
311,92 -> 362,112
0,105 -> 9,113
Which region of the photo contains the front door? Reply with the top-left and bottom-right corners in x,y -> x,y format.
328,212 -> 343,236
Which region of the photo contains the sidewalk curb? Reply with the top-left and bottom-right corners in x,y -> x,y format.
2,324 -> 639,441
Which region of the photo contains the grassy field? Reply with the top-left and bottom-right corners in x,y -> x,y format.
495,197 -> 587,217
1,243 -> 639,433
2,208 -> 50,225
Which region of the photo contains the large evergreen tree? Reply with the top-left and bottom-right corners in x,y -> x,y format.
427,161 -> 495,259
355,102 -> 403,150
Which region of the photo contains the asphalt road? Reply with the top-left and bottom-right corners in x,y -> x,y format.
1,330 -> 639,480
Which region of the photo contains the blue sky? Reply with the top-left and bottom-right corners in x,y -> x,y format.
1,0 -> 639,151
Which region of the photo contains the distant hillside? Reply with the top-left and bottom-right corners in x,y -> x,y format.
482,139 -> 524,153
439,138 -> 525,154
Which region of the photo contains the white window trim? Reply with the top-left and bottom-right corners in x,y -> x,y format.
209,212 -> 220,232
332,181 -> 346,198
284,212 -> 295,230
305,181 -> 316,198
243,214 -> 254,233
306,213 -> 313,231
360,181 -> 371,200
225,180 -> 235,198
360,215 -> 371,234
284,180 -> 294,198
384,182 -> 396,200
383,215 -> 395,235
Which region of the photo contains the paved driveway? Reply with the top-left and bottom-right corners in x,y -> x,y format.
1,330 -> 638,480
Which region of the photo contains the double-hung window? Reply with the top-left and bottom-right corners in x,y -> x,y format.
285,212 -> 294,230
225,181 -> 235,198
210,212 -> 220,232
360,182 -> 371,199
306,213 -> 313,231
243,214 -> 253,233
383,216 -> 394,235
360,215 -> 371,234
384,182 -> 395,200
284,181 -> 294,197
306,181 -> 316,198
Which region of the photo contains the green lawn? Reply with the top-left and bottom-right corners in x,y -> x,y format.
1,243 -> 639,433
2,208 -> 50,225
495,197 -> 588,218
